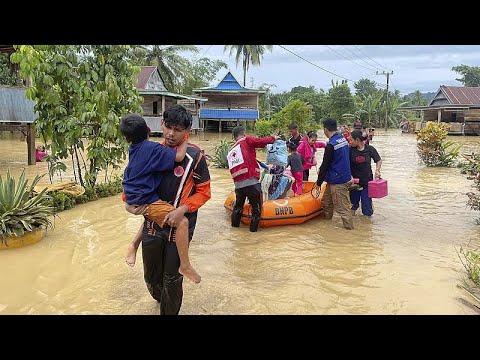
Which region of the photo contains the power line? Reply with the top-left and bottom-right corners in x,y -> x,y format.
337,45 -> 389,89
324,45 -> 378,73
278,45 -> 356,82
340,45 -> 385,73
277,45 -> 387,91
353,45 -> 392,72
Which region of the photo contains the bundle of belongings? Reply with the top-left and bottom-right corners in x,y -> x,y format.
34,181 -> 85,197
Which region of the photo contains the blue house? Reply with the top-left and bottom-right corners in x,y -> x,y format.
193,72 -> 265,132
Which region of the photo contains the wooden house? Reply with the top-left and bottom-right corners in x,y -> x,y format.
193,71 -> 265,132
136,66 -> 207,134
401,85 -> 480,135
0,86 -> 38,164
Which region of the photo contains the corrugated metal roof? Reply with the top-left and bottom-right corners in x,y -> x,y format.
193,72 -> 265,93
199,109 -> 259,119
441,85 -> 480,105
0,86 -> 37,123
135,66 -> 157,89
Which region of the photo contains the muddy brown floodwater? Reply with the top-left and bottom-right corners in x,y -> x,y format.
0,130 -> 479,314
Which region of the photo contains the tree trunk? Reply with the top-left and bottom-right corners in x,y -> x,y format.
243,57 -> 247,87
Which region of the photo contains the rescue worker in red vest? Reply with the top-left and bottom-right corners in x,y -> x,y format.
227,126 -> 280,232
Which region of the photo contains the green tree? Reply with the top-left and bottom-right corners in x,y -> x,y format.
131,45 -> 199,92
353,78 -> 379,100
452,64 -> 480,87
410,90 -> 427,106
325,82 -> 355,121
289,86 -> 327,123
363,92 -> 383,127
269,91 -> 292,115
179,57 -> 227,94
223,45 -> 273,86
0,53 -> 20,85
11,45 -> 143,187
258,83 -> 277,119
270,99 -> 314,135
384,97 -> 409,128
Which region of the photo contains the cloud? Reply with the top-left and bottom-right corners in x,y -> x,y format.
193,45 -> 480,95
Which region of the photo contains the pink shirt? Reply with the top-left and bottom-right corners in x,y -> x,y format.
35,150 -> 47,162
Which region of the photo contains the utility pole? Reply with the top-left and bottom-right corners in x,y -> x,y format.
377,71 -> 393,131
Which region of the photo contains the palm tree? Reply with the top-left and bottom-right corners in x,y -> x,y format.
223,45 -> 273,86
385,97 -> 409,128
412,90 -> 427,106
131,45 -> 199,92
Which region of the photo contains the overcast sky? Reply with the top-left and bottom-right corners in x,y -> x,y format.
192,45 -> 480,95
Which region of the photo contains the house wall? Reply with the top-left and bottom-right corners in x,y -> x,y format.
145,71 -> 167,91
177,99 -> 201,116
430,92 -> 449,106
141,94 -> 157,115
200,94 -> 257,109
141,95 -> 177,116
464,109 -> 480,122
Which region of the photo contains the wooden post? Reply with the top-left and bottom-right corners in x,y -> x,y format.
161,95 -> 166,130
437,109 -> 442,122
26,124 -> 35,165
219,120 -> 222,133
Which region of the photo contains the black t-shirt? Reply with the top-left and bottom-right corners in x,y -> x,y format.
287,134 -> 303,148
287,152 -> 304,172
349,144 -> 381,187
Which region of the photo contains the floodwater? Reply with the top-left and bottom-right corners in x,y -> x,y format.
0,130 -> 479,315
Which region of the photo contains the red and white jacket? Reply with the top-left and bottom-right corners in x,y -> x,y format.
227,135 -> 275,183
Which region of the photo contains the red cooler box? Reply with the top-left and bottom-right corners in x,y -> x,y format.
368,178 -> 388,198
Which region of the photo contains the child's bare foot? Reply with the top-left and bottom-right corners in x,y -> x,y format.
125,243 -> 137,267
179,265 -> 201,283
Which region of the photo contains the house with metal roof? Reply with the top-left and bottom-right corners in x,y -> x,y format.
401,85 -> 480,135
193,71 -> 265,132
136,66 -> 207,133
0,46 -> 37,164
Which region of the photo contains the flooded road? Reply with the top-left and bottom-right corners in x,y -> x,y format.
0,130 -> 479,314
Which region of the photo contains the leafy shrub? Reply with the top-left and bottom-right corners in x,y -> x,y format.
254,119 -> 275,137
212,139 -> 234,168
416,122 -> 462,167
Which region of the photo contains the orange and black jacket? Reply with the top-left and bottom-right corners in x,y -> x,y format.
123,142 -> 211,232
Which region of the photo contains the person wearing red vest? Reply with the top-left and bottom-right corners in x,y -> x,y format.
227,126 -> 279,232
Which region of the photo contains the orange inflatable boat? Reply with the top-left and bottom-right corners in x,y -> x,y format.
224,181 -> 325,228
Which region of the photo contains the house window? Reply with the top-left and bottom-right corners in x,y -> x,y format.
452,112 -> 457,122
153,101 -> 158,115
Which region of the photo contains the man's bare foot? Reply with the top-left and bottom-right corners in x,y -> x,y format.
351,209 -> 357,216
179,265 -> 201,283
125,243 -> 137,267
